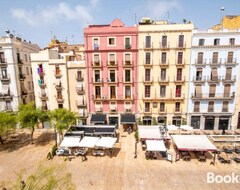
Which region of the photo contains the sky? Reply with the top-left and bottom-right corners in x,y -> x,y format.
0,0 -> 239,48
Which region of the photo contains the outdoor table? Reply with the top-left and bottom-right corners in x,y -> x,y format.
198,155 -> 206,162
219,153 -> 231,163
183,155 -> 191,161
93,150 -> 104,156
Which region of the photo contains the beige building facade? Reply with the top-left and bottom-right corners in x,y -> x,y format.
138,19 -> 194,126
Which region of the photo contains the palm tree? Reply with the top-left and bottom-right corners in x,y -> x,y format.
0,112 -> 17,144
18,102 -> 42,144
49,108 -> 76,146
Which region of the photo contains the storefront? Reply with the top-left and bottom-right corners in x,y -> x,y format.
204,116 -> 215,130
172,116 -> 182,126
158,116 -> 167,125
191,116 -> 201,129
143,116 -> 152,125
120,114 -> 136,130
90,114 -> 106,125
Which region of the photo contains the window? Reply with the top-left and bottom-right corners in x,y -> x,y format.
0,52 -> 5,63
196,68 -> 202,81
25,54 -> 28,62
160,69 -> 166,80
94,70 -> 100,82
160,85 -> 166,97
177,52 -> 183,64
160,102 -> 165,112
55,66 -> 60,75
229,38 -> 235,45
1,68 -> 7,78
212,52 -> 218,63
162,35 -> 167,47
225,67 -> 232,80
145,102 -> 150,112
145,52 -> 151,64
175,102 -> 180,112
224,84 -> 231,97
197,52 -> 203,64
93,38 -> 99,50
176,85 -> 181,97
209,84 -> 216,97
222,101 -> 229,112
110,86 -> 116,99
125,86 -> 131,99
125,70 -> 131,82
95,86 -> 101,98
26,67 -> 29,75
125,37 -> 131,49
125,53 -> 131,64
109,54 -> 115,64
145,85 -> 151,97
178,35 -> 184,47
227,52 -> 234,63
109,70 -> 116,82
145,69 -> 151,81
199,39 -> 205,46
176,69 -> 182,81
194,101 -> 200,112
214,38 -> 220,45
93,54 -> 100,64
57,91 -> 62,99
211,68 -> 218,81
77,70 -> 82,79
108,37 -> 115,45
145,36 -> 151,48
161,52 -> 167,64
58,104 -> 63,109
28,81 -> 31,90
95,102 -> 102,112
208,101 -> 214,112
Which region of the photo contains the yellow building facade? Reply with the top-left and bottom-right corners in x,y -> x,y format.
138,19 -> 194,126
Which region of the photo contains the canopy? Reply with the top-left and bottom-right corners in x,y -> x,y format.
78,136 -> 100,148
180,125 -> 193,131
95,137 -> 117,148
171,135 -> 217,151
60,137 -> 81,147
90,114 -> 106,124
167,125 -> 179,131
138,125 -> 161,140
120,114 -> 136,124
146,140 -> 166,152
94,127 -> 116,135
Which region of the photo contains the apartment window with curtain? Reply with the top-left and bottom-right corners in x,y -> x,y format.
160,85 -> 166,97
161,69 -> 166,80
145,102 -> 150,112
176,68 -> 182,81
160,102 -> 165,112
222,101 -> 229,112
55,66 -> 60,75
125,70 -> 131,82
196,68 -> 202,81
225,67 -> 232,80
93,38 -> 99,50
161,52 -> 167,64
177,52 -> 183,64
209,84 -> 216,97
145,52 -> 151,64
110,86 -> 116,99
125,53 -> 131,64
125,86 -> 131,99
93,54 -> 100,64
229,38 -> 235,45
211,68 -> 218,81
208,101 -> 214,112
162,35 -> 167,47
108,37 -> 115,45
57,91 -> 62,99
212,52 -> 218,63
178,35 -> 184,47
145,36 -> 151,48
195,85 -> 202,98
109,70 -> 116,82
175,102 -> 180,112
227,52 -> 234,63
94,70 -> 100,82
95,86 -> 101,98
176,85 -> 181,97
109,54 -> 115,65
199,39 -> 205,46
194,101 -> 200,112
214,38 -> 220,45
145,85 -> 151,97
197,52 -> 203,64
145,69 -> 151,81
125,37 -> 131,49
77,70 -> 82,79
224,84 -> 231,97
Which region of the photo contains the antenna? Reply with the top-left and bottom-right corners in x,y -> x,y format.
220,7 -> 225,29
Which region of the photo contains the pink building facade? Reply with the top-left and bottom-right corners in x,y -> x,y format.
84,19 -> 138,126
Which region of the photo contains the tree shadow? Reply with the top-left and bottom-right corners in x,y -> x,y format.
34,131 -> 55,147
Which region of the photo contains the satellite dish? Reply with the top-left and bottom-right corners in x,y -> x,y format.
5,29 -> 10,34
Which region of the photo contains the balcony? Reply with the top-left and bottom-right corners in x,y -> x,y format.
207,76 -> 221,83
0,75 -> 10,83
193,108 -> 200,113
222,76 -> 236,83
110,106 -> 117,113
107,77 -> 118,84
158,76 -> 169,84
159,60 -> 169,67
143,42 -> 153,50
109,95 -> 117,100
91,61 -> 102,68
175,42 -> 186,49
38,80 -> 46,88
0,93 -> 13,100
142,94 -> 152,100
144,107 -> 152,114
159,42 -> 170,50
122,78 -> 133,84
193,76 -> 206,83
21,89 -> 28,96
76,74 -> 84,81
76,86 -> 85,95
224,58 -> 238,66
95,106 -> 103,112
173,108 -> 182,114
123,60 -> 133,68
194,59 -> 207,66
174,93 -> 185,100
93,44 -> 99,50
175,60 -> 186,68
39,93 -> 48,100
18,59 -> 23,65
56,97 -> 64,103
0,58 -> 7,67
55,83 -> 63,90
124,106 -> 132,113
209,58 -> 222,66
125,44 -> 131,49
174,76 -> 185,83
76,100 -> 87,107
107,61 -> 118,68
191,92 -> 235,100
159,107 -> 167,114
142,76 -> 154,84
19,73 -> 26,80
92,95 -> 102,100
143,60 -> 153,68
92,78 -> 103,85
54,70 -> 62,78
